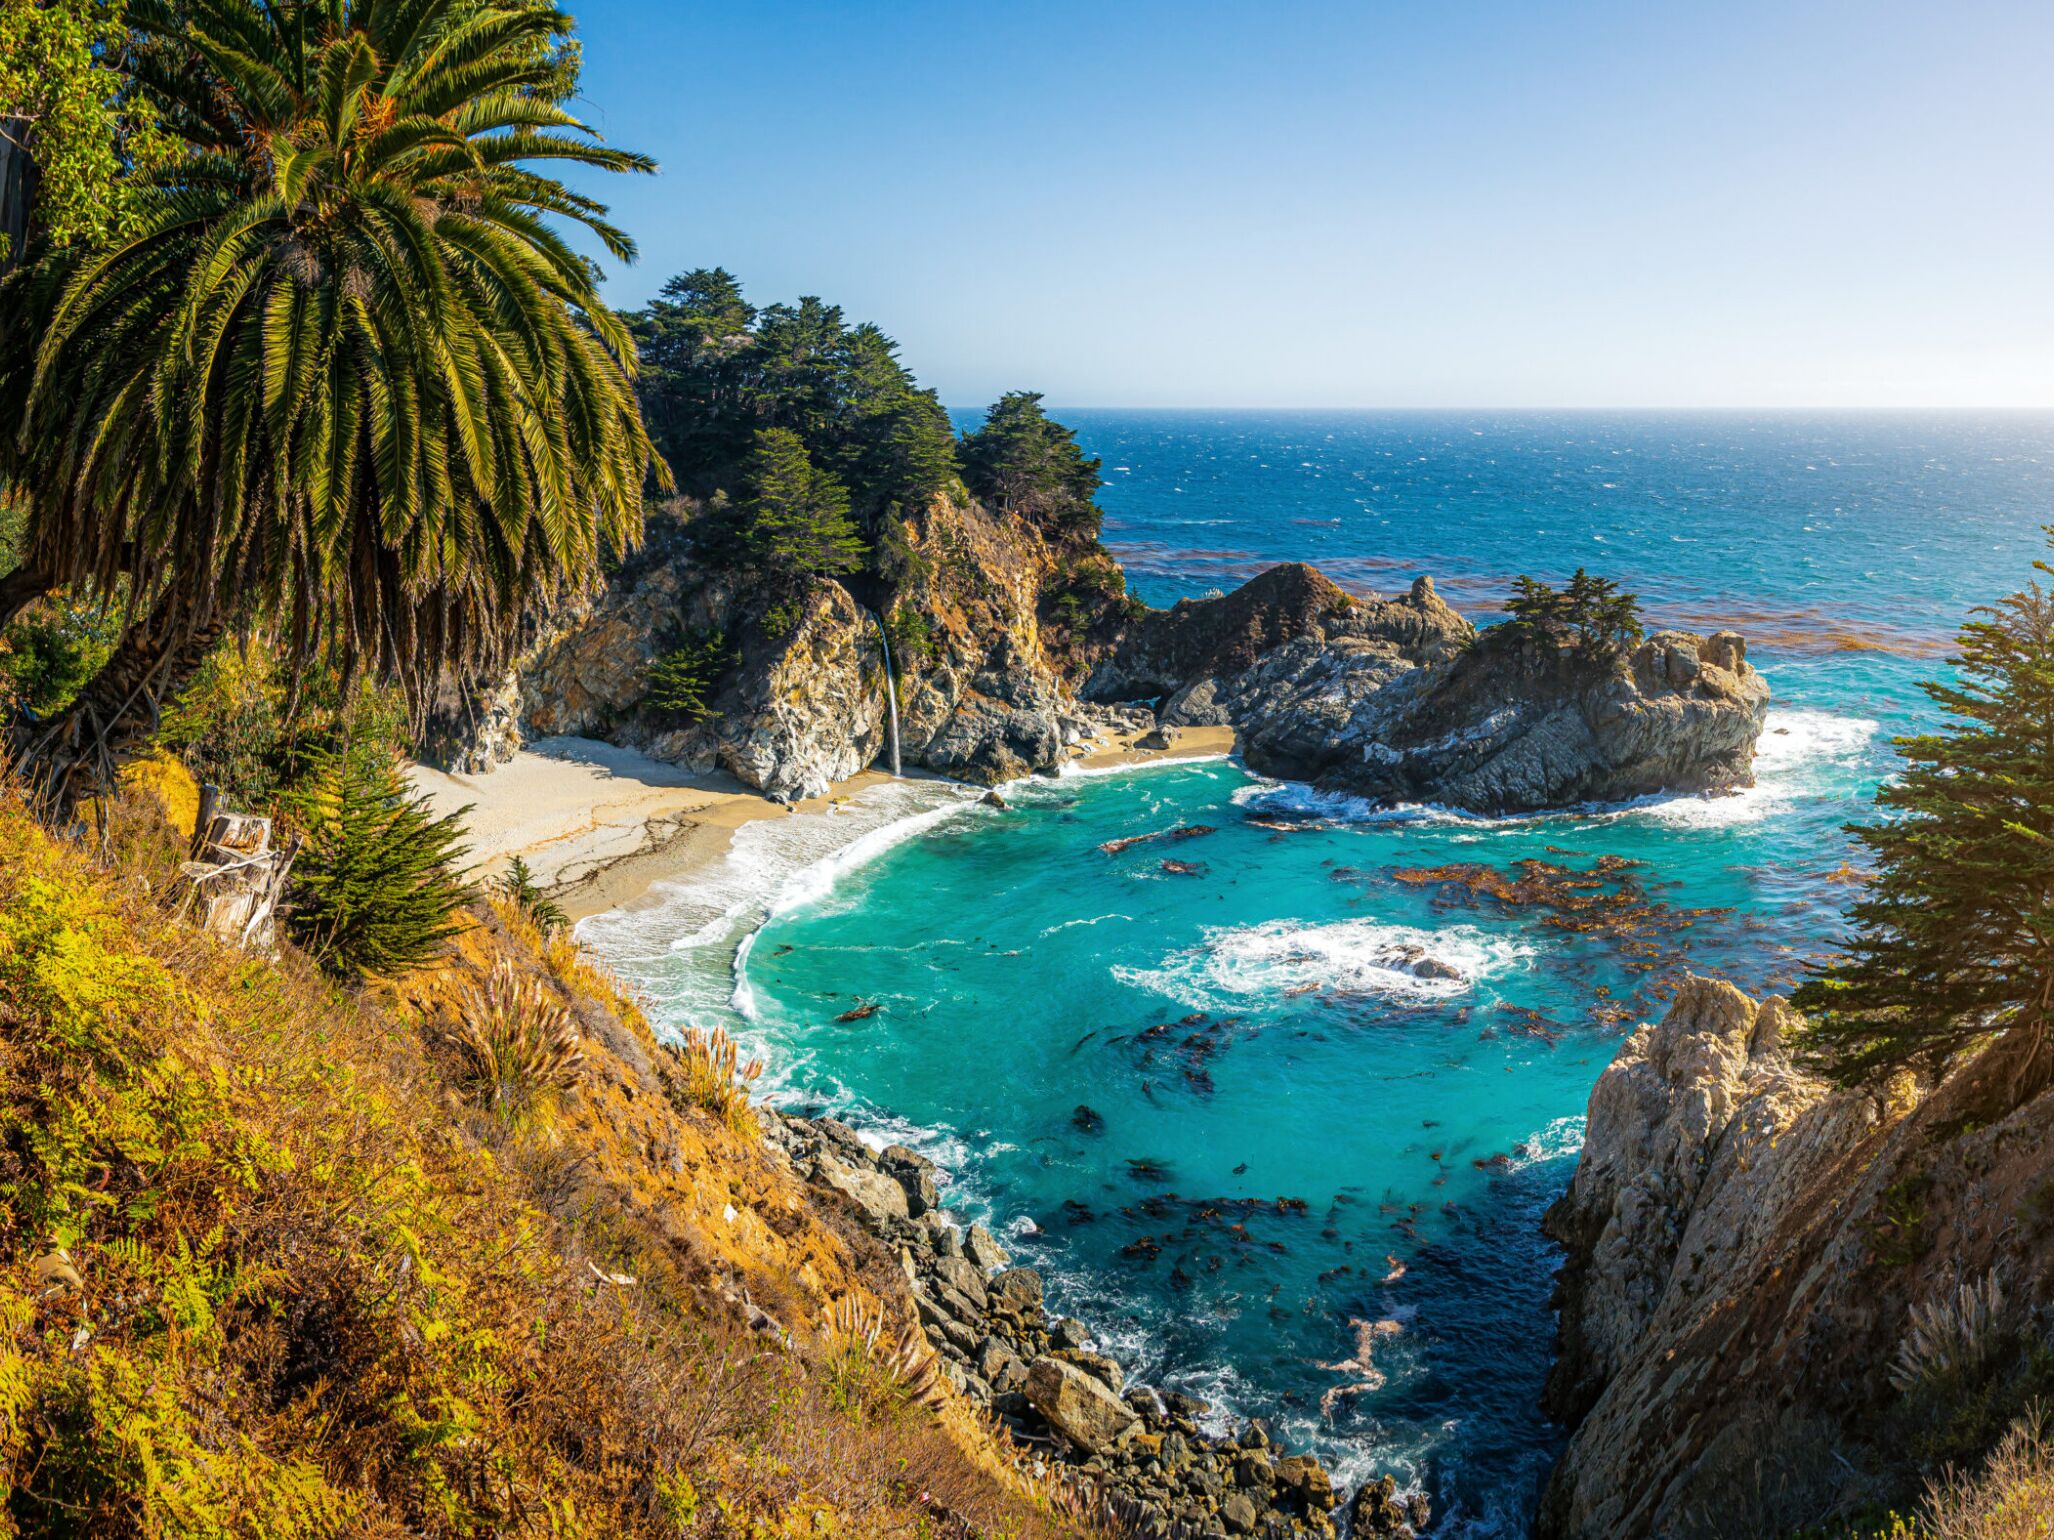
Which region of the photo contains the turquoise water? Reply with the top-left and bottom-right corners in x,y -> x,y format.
583,412 -> 2054,1538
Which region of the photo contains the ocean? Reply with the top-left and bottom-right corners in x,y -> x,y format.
580,411 -> 2054,1537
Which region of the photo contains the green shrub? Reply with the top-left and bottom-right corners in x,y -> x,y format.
885,604 -> 936,667
492,855 -> 567,934
0,593 -> 121,716
643,629 -> 732,722
154,644 -> 288,804
285,743 -> 473,979
762,599 -> 803,641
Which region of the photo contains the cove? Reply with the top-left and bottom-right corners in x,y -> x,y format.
587,685 -> 1888,1535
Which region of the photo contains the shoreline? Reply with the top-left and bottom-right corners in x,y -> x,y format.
411,724 -> 1238,924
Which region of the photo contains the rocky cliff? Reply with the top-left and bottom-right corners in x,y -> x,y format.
1086,570 -> 1770,814
438,495 -> 1136,801
1540,978 -> 2054,1538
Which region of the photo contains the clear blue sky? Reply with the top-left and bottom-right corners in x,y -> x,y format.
560,0 -> 2054,409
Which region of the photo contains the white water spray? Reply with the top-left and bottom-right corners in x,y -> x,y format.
870,611 -> 902,777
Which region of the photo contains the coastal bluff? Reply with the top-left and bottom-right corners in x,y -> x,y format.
428,502 -> 1770,816
1539,978 -> 2054,1538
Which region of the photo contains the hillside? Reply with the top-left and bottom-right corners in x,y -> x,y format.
0,773 -> 1100,1538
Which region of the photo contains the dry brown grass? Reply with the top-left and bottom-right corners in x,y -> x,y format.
442,956 -> 585,1129
1917,1409 -> 2054,1539
0,777 -> 1095,1539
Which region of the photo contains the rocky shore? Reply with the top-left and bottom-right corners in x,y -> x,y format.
762,1110 -> 1429,1540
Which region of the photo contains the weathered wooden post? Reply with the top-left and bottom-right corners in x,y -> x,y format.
179,783 -> 301,951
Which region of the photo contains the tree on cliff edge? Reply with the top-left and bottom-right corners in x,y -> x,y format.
1795,579 -> 2054,1096
742,428 -> 865,579
960,391 -> 1103,542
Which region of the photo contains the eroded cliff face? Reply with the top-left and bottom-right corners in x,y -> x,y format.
1541,978 -> 2054,1539
888,493 -> 1119,783
453,495 -> 1131,802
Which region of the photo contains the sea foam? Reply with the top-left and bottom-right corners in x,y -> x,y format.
1226,708 -> 1879,833
1115,917 -> 1533,1011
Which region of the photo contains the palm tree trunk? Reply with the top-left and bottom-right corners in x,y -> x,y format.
0,561 -> 50,630
15,590 -> 228,819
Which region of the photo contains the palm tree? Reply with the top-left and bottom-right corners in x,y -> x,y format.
0,0 -> 661,810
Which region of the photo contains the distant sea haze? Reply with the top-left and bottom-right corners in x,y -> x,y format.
596,410 -> 2053,1537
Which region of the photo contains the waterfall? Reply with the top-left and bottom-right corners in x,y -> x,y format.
869,611 -> 902,777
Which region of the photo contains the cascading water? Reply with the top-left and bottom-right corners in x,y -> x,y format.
869,611 -> 902,777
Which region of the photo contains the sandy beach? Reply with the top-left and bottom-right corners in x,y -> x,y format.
411,724 -> 1237,923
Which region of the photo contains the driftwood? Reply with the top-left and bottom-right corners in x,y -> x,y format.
177,783 -> 300,951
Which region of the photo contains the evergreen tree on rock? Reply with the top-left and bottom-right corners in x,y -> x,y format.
1795,576 -> 2054,1100
742,428 -> 865,580
959,391 -> 1103,542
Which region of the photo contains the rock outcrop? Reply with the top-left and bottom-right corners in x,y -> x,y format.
885,493 -> 1122,783
507,520 -> 888,803
1088,570 -> 1770,814
1540,978 -> 2054,1538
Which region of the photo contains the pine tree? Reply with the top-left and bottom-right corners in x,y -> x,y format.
1502,571 -> 1641,656
742,429 -> 866,578
286,742 -> 474,980
1794,581 -> 2054,1094
1563,568 -> 1643,655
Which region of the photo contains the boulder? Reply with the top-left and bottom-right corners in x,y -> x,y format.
878,1144 -> 940,1217
1024,1356 -> 1141,1454
811,1155 -> 908,1225
1348,1476 -> 1427,1537
963,1223 -> 1011,1272
1055,1347 -> 1123,1391
1274,1455 -> 1335,1512
989,1267 -> 1044,1312
1049,1315 -> 1093,1351
928,1253 -> 989,1312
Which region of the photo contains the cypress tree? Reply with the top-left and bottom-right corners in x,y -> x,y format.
1794,580 -> 2054,1095
959,392 -> 1103,541
742,428 -> 866,578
